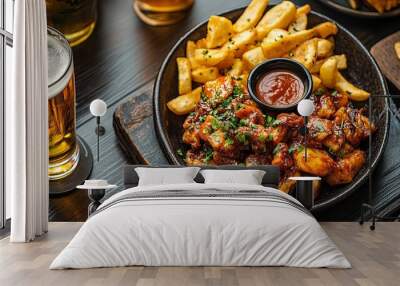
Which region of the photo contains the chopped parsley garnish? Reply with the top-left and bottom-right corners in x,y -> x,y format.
289,144 -> 304,154
272,145 -> 281,155
258,134 -> 266,142
265,115 -> 275,127
272,119 -> 282,127
236,132 -> 249,144
204,148 -> 213,162
314,88 -> 326,97
225,137 -> 234,145
211,117 -> 220,130
232,85 -> 243,97
177,148 -> 184,157
239,119 -> 249,126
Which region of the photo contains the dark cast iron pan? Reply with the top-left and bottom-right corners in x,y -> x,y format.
153,6 -> 389,212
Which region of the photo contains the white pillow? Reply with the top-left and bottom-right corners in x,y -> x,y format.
135,167 -> 200,186
200,169 -> 266,185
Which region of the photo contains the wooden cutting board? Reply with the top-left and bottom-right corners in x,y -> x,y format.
371,31 -> 400,91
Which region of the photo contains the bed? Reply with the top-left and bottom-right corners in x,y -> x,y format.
50,165 -> 350,269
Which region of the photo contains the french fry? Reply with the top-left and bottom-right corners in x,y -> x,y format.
186,41 -> 200,69
196,38 -> 208,49
206,16 -> 233,48
227,59 -> 245,77
292,38 -> 318,70
222,29 -> 257,56
312,74 -> 322,91
261,22 -> 337,59
192,67 -> 220,83
310,54 -> 347,73
320,57 -> 338,88
177,57 -> 192,95
256,1 -> 296,40
313,22 -> 338,38
242,47 -> 266,68
194,48 -> 228,66
317,39 -> 334,59
296,4 -> 311,15
395,41 -> 400,60
233,0 -> 269,33
237,72 -> 249,87
216,51 -> 236,69
347,0 -> 359,9
288,13 -> 308,34
263,28 -> 289,44
167,87 -> 202,115
335,71 -> 370,101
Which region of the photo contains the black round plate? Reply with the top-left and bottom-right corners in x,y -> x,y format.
317,0 -> 400,18
153,7 -> 389,212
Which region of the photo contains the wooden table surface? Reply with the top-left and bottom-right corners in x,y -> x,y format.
49,0 -> 400,222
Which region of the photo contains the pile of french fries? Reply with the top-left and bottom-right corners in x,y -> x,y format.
353,0 -> 400,13
167,0 -> 370,116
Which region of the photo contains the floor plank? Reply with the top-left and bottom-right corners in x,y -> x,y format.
0,222 -> 399,286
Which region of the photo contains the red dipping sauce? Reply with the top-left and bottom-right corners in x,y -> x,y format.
256,70 -> 304,107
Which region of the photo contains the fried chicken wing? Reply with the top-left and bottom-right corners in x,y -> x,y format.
279,169 -> 301,194
293,147 -> 335,176
308,116 -> 333,142
314,94 -> 336,119
245,154 -> 271,166
272,143 -> 293,171
235,104 -> 265,125
182,128 -> 201,149
277,113 -> 304,128
326,150 -> 366,186
334,107 -> 375,146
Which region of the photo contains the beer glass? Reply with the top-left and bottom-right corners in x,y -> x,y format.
46,0 -> 97,47
48,27 -> 80,180
133,0 -> 193,26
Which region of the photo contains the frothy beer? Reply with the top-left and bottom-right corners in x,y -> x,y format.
48,27 -> 79,180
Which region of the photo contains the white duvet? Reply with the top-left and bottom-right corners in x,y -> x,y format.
50,183 -> 351,269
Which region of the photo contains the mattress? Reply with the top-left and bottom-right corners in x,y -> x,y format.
50,183 -> 351,269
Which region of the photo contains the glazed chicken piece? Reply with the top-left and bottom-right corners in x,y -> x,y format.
322,120 -> 345,152
332,92 -> 349,109
326,150 -> 366,186
272,143 -> 293,171
212,151 -> 238,165
199,115 -> 215,141
279,169 -> 301,194
307,117 -> 333,142
314,94 -> 336,119
276,113 -> 304,128
185,149 -> 211,166
182,127 -> 201,149
248,125 -> 271,153
334,107 -> 375,146
245,154 -> 271,166
203,76 -> 234,105
293,147 -> 335,177
265,125 -> 288,146
235,103 -> 265,125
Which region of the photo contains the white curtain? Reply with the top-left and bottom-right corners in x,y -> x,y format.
7,0 -> 49,242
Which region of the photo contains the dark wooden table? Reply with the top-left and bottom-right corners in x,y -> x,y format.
49,0 -> 400,222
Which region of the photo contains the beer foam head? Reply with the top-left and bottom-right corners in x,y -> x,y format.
48,28 -> 73,98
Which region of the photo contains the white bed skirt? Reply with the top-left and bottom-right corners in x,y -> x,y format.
50,184 -> 351,269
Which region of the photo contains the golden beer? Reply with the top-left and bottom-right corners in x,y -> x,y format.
46,0 -> 97,47
134,0 -> 193,26
48,27 -> 79,180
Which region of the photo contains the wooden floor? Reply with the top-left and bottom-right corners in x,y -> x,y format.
0,222 -> 399,286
